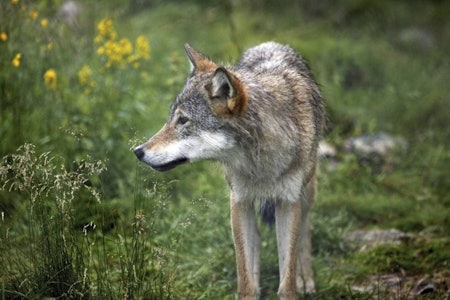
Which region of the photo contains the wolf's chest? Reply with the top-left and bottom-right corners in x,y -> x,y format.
226,169 -> 304,203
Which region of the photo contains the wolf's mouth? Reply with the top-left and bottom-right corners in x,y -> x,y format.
150,158 -> 189,172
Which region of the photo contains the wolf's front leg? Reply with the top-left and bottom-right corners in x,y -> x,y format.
275,200 -> 302,300
230,193 -> 261,300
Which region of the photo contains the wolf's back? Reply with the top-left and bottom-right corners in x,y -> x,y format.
237,42 -> 313,78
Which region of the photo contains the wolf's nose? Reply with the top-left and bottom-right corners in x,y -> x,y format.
134,146 -> 145,160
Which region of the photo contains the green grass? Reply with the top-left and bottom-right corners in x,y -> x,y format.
1,0 -> 449,299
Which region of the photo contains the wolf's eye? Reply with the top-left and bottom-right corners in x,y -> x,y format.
177,115 -> 189,125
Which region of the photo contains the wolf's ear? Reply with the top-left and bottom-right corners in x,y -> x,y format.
206,67 -> 248,117
184,43 -> 217,73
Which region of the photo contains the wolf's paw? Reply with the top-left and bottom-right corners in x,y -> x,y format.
296,277 -> 316,295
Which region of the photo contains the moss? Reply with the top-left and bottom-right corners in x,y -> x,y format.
353,238 -> 450,275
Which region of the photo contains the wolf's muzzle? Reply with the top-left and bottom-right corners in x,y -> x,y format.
134,146 -> 145,160
134,145 -> 188,172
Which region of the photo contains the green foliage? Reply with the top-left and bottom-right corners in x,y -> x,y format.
0,0 -> 449,298
355,238 -> 450,275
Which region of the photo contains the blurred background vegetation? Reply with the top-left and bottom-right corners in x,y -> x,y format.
0,0 -> 449,299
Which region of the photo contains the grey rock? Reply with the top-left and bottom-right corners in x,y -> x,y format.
318,141 -> 339,171
344,228 -> 413,251
58,1 -> 83,30
344,133 -> 407,159
399,27 -> 435,53
344,133 -> 407,172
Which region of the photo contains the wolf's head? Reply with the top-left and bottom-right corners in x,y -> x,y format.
134,44 -> 248,171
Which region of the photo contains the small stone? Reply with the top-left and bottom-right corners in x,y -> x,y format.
398,27 -> 435,53
318,141 -> 337,159
58,1 -> 83,30
344,133 -> 407,158
343,228 -> 413,251
318,141 -> 339,172
343,133 -> 407,172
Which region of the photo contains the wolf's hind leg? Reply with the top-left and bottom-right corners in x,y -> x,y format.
296,216 -> 315,294
296,176 -> 316,294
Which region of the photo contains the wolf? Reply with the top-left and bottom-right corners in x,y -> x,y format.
134,42 -> 325,300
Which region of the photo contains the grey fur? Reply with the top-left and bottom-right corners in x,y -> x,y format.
134,42 -> 325,298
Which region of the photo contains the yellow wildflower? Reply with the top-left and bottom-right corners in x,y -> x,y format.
127,54 -> 139,64
41,18 -> 48,28
12,53 -> 21,67
97,18 -> 116,40
101,38 -> 133,68
135,35 -> 150,60
29,9 -> 39,20
1,32 -> 7,41
78,65 -> 95,94
77,65 -> 93,85
94,18 -> 151,69
11,0 -> 19,4
44,68 -> 57,90
118,38 -> 132,56
94,35 -> 103,44
97,46 -> 105,55
103,39 -> 117,66
97,18 -> 111,36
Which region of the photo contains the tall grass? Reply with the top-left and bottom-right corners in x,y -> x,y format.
0,144 -> 100,298
0,144 -> 177,299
